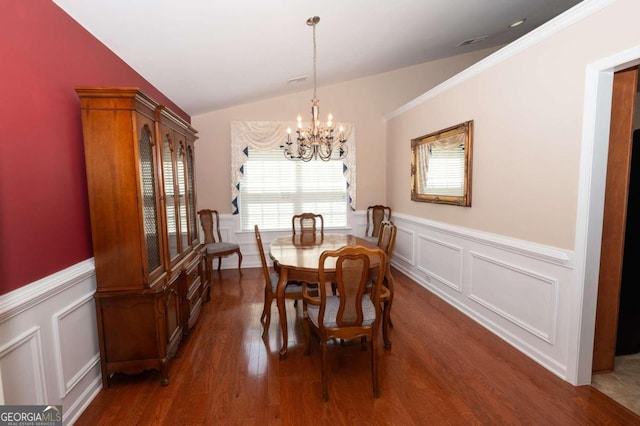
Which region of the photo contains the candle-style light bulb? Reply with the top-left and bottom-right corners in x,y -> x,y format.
287,127 -> 291,142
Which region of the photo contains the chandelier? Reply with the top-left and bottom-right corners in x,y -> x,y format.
282,16 -> 347,162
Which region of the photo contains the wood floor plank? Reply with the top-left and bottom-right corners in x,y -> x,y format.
75,268 -> 640,425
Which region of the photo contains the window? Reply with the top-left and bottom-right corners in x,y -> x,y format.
239,148 -> 348,231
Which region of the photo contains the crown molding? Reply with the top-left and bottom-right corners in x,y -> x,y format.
385,0 -> 617,120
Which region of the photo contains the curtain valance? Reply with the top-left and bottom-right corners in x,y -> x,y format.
230,121 -> 356,213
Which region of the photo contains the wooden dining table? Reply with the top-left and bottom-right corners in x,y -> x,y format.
269,233 -> 394,358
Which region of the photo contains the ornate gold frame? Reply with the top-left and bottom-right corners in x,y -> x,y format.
411,120 -> 473,206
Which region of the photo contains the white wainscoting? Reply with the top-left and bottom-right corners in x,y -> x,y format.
0,259 -> 101,425
390,212 -> 574,380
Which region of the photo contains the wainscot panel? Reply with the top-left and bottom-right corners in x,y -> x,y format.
0,259 -> 101,425
389,212 -> 574,381
417,234 -> 463,292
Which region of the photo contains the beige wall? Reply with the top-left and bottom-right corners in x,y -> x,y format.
387,0 -> 640,250
192,47 -> 499,214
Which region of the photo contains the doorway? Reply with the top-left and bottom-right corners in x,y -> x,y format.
590,66 -> 640,415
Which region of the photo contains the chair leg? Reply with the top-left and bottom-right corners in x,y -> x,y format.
207,256 -> 214,285
237,250 -> 243,275
386,296 -> 394,329
217,257 -> 222,271
261,290 -> 272,337
383,301 -> 392,350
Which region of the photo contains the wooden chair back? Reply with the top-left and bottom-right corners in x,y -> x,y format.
377,220 -> 397,258
365,205 -> 391,238
375,220 -> 397,348
198,209 -> 222,244
292,213 -> 324,235
254,225 -> 271,288
317,246 -> 385,334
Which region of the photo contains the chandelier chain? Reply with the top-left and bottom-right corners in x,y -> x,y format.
312,20 -> 317,100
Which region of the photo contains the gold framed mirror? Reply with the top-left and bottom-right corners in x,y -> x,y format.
411,120 -> 473,206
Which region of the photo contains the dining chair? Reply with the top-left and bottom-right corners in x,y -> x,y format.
377,220 -> 397,348
302,245 -> 386,401
198,209 -> 243,278
292,213 -> 324,235
255,225 -> 304,337
291,213 -> 325,291
365,205 -> 391,240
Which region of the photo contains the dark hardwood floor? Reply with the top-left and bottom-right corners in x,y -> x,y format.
76,268 -> 640,425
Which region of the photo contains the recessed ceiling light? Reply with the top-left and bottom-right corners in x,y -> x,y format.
509,18 -> 526,28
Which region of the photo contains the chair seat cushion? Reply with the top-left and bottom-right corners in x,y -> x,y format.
269,272 -> 305,295
307,296 -> 376,328
363,236 -> 378,244
205,242 -> 240,254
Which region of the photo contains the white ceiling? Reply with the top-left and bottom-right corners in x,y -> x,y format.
53,0 -> 583,116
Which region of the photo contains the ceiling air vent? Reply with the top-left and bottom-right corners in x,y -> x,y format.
287,75 -> 307,85
457,36 -> 488,47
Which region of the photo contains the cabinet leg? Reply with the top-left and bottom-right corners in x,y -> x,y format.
160,359 -> 169,386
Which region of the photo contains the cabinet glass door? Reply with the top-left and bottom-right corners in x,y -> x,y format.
176,140 -> 189,252
162,131 -> 179,260
186,143 -> 198,245
138,122 -> 162,276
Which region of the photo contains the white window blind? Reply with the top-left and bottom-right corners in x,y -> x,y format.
425,147 -> 465,196
239,148 -> 348,231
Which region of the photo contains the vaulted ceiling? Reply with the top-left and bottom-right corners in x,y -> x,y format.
53,0 -> 583,115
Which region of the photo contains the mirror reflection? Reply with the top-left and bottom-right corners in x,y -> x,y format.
411,121 -> 473,206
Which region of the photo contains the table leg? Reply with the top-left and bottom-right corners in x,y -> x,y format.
277,268 -> 289,358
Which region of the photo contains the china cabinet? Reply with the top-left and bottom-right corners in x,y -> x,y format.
76,87 -> 208,387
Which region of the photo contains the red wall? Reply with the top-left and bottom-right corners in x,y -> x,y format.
0,1 -> 190,294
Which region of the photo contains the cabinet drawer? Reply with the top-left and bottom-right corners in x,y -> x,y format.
181,257 -> 203,333
187,290 -> 202,329
186,275 -> 202,307
185,260 -> 201,295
